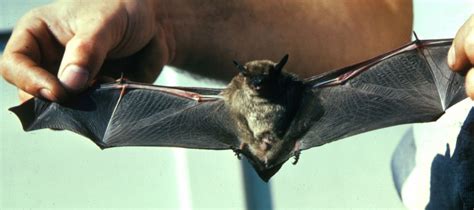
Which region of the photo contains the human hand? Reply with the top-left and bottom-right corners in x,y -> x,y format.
0,0 -> 173,102
448,15 -> 474,99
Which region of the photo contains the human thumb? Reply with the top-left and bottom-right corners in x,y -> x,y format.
58,32 -> 111,92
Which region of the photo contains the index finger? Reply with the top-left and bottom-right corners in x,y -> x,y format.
0,13 -> 66,101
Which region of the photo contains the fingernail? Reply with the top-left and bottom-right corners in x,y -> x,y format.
39,88 -> 58,101
59,65 -> 89,91
447,46 -> 456,68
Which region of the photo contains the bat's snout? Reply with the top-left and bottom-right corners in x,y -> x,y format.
250,77 -> 264,90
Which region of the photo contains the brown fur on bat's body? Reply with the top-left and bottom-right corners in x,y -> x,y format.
221,55 -> 305,172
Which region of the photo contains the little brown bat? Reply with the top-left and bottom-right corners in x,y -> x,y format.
222,55 -> 305,178
9,38 -> 467,181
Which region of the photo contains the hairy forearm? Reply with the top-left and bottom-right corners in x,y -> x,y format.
156,0 -> 413,80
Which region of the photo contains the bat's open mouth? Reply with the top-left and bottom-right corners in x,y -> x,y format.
250,85 -> 263,91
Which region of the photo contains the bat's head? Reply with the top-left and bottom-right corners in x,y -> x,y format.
233,54 -> 288,93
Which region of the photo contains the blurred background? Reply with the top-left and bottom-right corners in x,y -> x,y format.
0,0 -> 472,209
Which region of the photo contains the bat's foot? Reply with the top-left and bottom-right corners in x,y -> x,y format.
292,140 -> 301,165
292,150 -> 301,165
233,149 -> 242,160
232,143 -> 246,160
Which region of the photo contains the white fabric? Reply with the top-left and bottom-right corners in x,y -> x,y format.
399,99 -> 473,210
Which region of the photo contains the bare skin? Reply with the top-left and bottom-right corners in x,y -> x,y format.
0,0 -> 471,102
449,15 -> 474,99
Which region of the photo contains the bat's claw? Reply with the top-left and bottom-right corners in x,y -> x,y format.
292,150 -> 301,165
232,148 -> 242,160
232,143 -> 247,160
292,140 -> 301,165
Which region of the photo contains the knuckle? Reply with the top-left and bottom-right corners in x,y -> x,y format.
464,32 -> 474,49
93,14 -> 111,27
22,8 -> 38,20
28,7 -> 44,16
0,54 -> 15,83
78,12 -> 112,30
68,38 -> 94,51
19,7 -> 44,24
1,54 -> 37,94
65,37 -> 105,70
464,32 -> 474,56
0,60 -> 6,81
67,38 -> 103,57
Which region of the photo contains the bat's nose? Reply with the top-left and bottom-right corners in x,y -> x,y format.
259,142 -> 272,151
251,78 -> 264,89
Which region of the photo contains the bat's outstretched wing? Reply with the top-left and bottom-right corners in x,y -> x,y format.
10,82 -> 239,150
8,38 -> 468,182
296,39 -> 467,150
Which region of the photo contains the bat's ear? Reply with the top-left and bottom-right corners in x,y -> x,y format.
274,54 -> 289,74
233,60 -> 248,75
